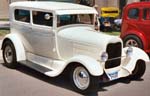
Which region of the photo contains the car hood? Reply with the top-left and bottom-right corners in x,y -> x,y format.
58,26 -> 122,50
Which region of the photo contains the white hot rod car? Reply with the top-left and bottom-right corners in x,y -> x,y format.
2,1 -> 149,94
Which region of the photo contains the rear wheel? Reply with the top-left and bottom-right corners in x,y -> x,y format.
2,40 -> 17,68
123,35 -> 143,49
70,65 -> 99,94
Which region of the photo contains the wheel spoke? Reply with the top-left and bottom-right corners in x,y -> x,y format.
126,39 -> 139,47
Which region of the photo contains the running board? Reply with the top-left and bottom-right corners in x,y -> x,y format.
20,61 -> 52,74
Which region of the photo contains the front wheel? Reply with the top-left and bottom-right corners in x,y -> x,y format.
2,40 -> 17,68
129,60 -> 146,80
70,65 -> 99,94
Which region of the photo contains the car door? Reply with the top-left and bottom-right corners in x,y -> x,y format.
13,8 -> 33,51
138,7 -> 150,45
27,10 -> 56,58
127,8 -> 140,31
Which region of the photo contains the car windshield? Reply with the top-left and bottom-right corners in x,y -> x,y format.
57,14 -> 94,27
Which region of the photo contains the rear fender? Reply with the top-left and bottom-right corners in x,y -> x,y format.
2,34 -> 26,61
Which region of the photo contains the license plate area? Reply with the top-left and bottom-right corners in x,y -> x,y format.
108,71 -> 118,80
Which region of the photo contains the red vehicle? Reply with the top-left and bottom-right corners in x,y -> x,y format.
120,2 -> 150,53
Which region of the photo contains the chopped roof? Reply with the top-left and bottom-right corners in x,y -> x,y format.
10,1 -> 97,15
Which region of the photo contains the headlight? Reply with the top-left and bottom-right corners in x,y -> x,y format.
101,52 -> 108,62
126,47 -> 133,57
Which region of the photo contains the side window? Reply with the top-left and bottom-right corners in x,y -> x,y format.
32,11 -> 53,27
15,9 -> 30,23
143,8 -> 150,20
128,8 -> 139,19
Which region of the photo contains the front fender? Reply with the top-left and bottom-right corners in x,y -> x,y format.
66,55 -> 104,76
121,31 -> 147,51
122,47 -> 149,73
2,34 -> 26,61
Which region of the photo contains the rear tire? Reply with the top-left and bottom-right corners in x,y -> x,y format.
70,65 -> 99,94
2,40 -> 17,68
129,60 -> 146,80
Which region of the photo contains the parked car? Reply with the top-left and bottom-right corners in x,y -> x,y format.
2,1 -> 149,94
114,18 -> 122,31
121,2 -> 150,53
99,7 -> 120,32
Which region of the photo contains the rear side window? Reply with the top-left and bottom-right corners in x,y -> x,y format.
128,8 -> 139,19
15,9 -> 30,23
32,11 -> 53,27
143,8 -> 150,20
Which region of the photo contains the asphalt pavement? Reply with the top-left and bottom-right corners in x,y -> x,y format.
0,40 -> 150,96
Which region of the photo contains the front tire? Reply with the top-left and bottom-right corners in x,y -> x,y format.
2,40 -> 17,68
129,60 -> 146,80
70,65 -> 99,94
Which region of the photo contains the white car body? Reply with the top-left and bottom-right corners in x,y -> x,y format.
2,1 -> 149,93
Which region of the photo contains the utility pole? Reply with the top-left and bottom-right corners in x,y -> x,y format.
93,0 -> 95,6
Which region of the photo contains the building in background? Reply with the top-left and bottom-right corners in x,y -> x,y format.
0,0 -> 29,19
0,0 -> 148,19
0,0 -> 9,19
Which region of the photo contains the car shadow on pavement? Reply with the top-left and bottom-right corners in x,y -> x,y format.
98,77 -> 144,94
2,63 -> 144,96
15,64 -> 101,96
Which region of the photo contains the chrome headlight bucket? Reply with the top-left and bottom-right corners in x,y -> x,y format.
101,52 -> 108,62
126,47 -> 133,57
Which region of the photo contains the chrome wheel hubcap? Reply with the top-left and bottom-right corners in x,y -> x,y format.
73,66 -> 90,90
4,45 -> 13,63
126,39 -> 138,47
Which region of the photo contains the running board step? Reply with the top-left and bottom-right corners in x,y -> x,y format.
20,61 -> 52,73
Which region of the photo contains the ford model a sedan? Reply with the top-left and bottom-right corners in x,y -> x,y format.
2,1 -> 149,94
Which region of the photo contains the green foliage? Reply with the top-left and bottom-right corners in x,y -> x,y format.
104,31 -> 120,36
0,29 -> 10,36
0,19 -> 9,21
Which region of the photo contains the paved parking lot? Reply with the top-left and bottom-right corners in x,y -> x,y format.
0,40 -> 150,96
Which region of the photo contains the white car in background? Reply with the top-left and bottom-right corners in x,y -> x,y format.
1,1 -> 149,94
